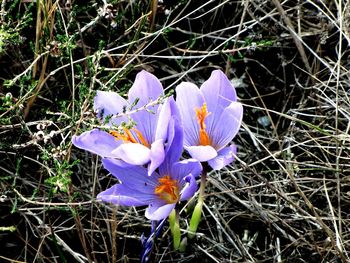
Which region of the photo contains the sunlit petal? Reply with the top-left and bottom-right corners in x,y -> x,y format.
94,90 -> 128,125
185,145 -> 217,162
72,129 -> 121,157
207,144 -> 237,170
148,139 -> 165,176
128,70 -> 164,107
145,202 -> 176,220
210,101 -> 243,150
97,184 -> 153,206
111,143 -> 151,165
175,82 -> 205,146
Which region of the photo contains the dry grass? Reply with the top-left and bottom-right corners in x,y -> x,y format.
1,0 -> 350,262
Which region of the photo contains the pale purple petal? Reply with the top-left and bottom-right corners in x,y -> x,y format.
185,145 -> 217,162
208,144 -> 237,170
102,158 -> 158,193
164,97 -> 183,158
111,143 -> 151,165
72,129 -> 121,157
101,158 -> 131,168
170,159 -> 202,181
210,101 -> 243,150
155,97 -> 171,141
97,184 -> 153,206
148,139 -> 165,176
94,91 -> 128,125
168,95 -> 181,124
165,118 -> 183,158
131,108 -> 159,145
175,82 -> 205,146
126,71 -> 165,143
179,175 -> 198,201
201,70 -> 238,135
128,70 -> 164,107
145,202 -> 175,220
201,70 -> 237,106
158,116 -> 184,176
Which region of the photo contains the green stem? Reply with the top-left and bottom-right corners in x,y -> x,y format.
169,209 -> 181,250
188,164 -> 208,239
198,165 -> 207,202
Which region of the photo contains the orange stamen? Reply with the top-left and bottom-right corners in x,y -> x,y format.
195,103 -> 211,146
110,127 -> 149,147
154,175 -> 179,204
199,129 -> 211,146
110,128 -> 136,144
132,128 -> 150,148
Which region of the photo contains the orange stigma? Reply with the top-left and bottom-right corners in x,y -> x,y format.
195,103 -> 211,146
110,127 -> 150,148
154,175 -> 180,204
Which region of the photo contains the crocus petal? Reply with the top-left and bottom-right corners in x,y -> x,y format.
210,101 -> 243,150
201,70 -> 237,108
165,118 -> 183,159
127,71 -> 165,143
111,143 -> 151,165
171,159 -> 202,181
166,97 -> 183,157
131,96 -> 171,146
145,202 -> 175,220
148,139 -> 165,176
97,184 -> 152,206
168,96 -> 181,125
128,70 -> 164,107
72,129 -> 121,157
175,82 -> 205,146
155,97 -> 172,142
207,144 -> 237,170
179,174 -> 198,201
101,157 -> 131,168
185,145 -> 217,162
102,158 -> 158,193
201,70 -> 238,134
94,91 -> 128,125
131,107 -> 159,145
158,116 -> 184,176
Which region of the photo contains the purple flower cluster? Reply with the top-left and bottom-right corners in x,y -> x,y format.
72,70 -> 243,220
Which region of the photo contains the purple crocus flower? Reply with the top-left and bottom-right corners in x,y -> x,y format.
97,100 -> 202,220
175,70 -> 243,170
72,70 -> 172,175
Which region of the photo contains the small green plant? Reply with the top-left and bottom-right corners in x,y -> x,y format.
0,27 -> 18,54
0,92 -> 14,111
44,159 -> 79,194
